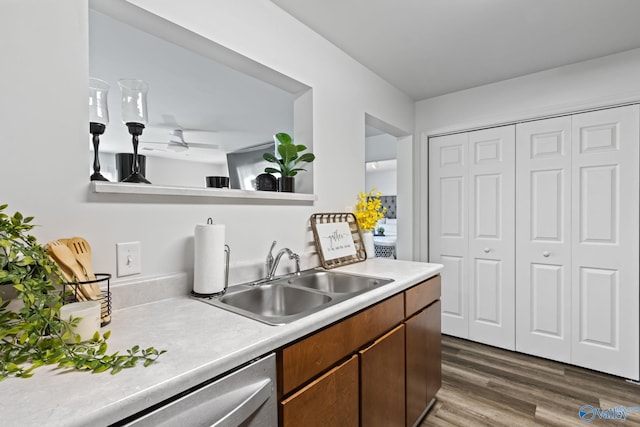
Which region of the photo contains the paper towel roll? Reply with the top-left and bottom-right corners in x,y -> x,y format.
193,222 -> 226,295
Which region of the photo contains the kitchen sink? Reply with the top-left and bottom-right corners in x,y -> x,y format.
219,283 -> 332,317
282,270 -> 393,294
194,269 -> 394,325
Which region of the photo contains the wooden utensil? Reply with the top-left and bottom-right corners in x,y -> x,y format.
67,237 -> 97,281
67,237 -> 110,324
45,242 -> 88,301
47,240 -> 96,301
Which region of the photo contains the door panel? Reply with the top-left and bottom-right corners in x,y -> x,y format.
474,174 -> 501,239
530,263 -> 564,337
429,133 -> 469,338
439,255 -> 464,321
516,116 -> 572,362
531,169 -> 564,241
579,165 -> 617,244
468,126 -> 515,349
360,325 -> 405,427
474,258 -> 501,324
280,355 -> 359,427
578,267 -> 617,347
571,105 -> 639,380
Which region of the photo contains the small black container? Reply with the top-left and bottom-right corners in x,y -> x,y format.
206,176 -> 230,188
256,173 -> 277,191
116,153 -> 146,182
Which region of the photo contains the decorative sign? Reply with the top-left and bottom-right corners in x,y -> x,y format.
314,221 -> 357,261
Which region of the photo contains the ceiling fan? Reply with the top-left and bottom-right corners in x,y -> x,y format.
140,129 -> 220,153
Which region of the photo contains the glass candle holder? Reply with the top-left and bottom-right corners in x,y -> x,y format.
118,79 -> 150,184
88,78 -> 110,181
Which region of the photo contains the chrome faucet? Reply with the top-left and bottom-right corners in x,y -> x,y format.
266,245 -> 300,280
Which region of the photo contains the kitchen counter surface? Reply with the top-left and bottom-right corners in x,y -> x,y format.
1,258 -> 442,426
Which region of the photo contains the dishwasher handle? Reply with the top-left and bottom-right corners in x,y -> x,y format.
212,378 -> 272,427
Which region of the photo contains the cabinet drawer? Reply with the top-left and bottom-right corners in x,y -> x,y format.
279,293 -> 404,396
405,275 -> 441,318
280,355 -> 359,427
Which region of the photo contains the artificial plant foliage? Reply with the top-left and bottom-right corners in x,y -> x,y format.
0,204 -> 165,380
353,188 -> 387,231
263,132 -> 316,177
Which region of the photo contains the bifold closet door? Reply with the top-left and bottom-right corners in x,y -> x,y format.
467,126 -> 515,350
515,116 -> 572,362
571,105 -> 639,380
429,133 -> 469,338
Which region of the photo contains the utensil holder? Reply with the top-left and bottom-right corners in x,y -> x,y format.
63,273 -> 112,326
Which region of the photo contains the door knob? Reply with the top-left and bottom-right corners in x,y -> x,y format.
543,251 -> 550,257
483,247 -> 490,253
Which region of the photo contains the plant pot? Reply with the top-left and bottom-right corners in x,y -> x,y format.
279,176 -> 295,192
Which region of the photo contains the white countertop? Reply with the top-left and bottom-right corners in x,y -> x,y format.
1,258 -> 442,427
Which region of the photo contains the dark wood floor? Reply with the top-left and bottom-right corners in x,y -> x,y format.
422,336 -> 640,427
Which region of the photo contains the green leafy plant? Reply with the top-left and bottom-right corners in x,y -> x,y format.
263,132 -> 315,177
0,203 -> 165,380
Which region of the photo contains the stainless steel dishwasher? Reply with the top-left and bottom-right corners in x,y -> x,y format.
116,353 -> 277,427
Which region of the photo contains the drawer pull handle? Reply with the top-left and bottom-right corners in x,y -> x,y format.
543,251 -> 550,257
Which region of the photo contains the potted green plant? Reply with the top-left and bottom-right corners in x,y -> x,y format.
0,203 -> 164,379
263,132 -> 315,192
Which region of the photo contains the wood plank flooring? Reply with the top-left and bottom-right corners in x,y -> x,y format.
421,336 -> 640,427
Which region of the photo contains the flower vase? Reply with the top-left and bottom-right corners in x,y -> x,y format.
361,230 -> 375,259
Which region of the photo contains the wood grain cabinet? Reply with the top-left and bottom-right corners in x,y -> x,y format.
405,276 -> 441,427
280,355 -> 359,427
277,274 -> 442,427
360,324 -> 406,427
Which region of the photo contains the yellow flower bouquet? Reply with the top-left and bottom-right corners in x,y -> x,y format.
354,188 -> 387,231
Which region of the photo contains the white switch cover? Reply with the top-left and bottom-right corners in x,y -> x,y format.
116,241 -> 141,277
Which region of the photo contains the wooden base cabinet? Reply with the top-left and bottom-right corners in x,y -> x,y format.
405,277 -> 442,427
406,301 -> 441,427
280,355 -> 359,427
277,275 -> 442,427
360,325 -> 406,427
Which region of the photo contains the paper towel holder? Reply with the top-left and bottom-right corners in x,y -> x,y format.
191,244 -> 230,298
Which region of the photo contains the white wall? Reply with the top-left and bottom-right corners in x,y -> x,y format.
415,48 -> 640,261
365,169 -> 396,195
1,0 -> 414,288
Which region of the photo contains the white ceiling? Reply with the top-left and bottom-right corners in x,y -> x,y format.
271,0 -> 640,100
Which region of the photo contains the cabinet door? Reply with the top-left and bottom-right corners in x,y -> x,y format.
571,105 -> 639,380
280,355 -> 359,427
359,325 -> 405,427
405,301 -> 441,427
516,116 -> 572,362
468,126 -> 516,350
429,132 -> 469,338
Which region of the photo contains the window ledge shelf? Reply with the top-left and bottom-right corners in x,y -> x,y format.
90,182 -> 317,204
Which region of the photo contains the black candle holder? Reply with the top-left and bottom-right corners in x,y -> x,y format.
122,122 -> 151,184
89,122 -> 109,181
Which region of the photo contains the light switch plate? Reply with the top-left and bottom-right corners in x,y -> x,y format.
116,241 -> 141,277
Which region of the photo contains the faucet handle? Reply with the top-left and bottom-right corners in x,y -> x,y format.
266,240 -> 277,271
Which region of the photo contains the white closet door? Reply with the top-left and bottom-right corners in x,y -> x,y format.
571,105 -> 639,380
468,126 -> 516,350
429,133 -> 469,338
515,116 -> 572,362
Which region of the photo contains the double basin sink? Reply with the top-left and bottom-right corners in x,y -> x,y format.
197,269 -> 394,325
